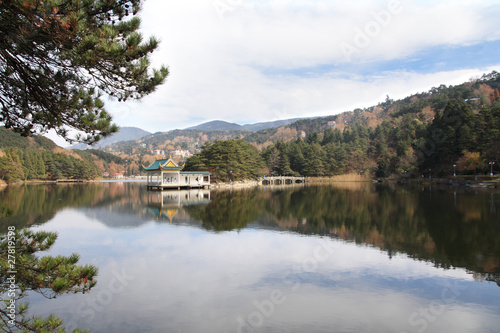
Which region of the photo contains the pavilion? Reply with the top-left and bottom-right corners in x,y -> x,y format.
143,156 -> 211,190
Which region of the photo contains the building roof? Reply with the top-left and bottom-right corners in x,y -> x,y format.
143,157 -> 211,174
143,156 -> 184,171
180,171 -> 211,175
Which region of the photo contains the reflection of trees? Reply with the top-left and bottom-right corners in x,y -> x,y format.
0,185 -> 83,232
2,183 -> 499,285
0,183 -> 148,232
266,186 -> 433,256
185,189 -> 266,231
186,185 -> 500,285
263,185 -> 500,285
417,190 -> 500,283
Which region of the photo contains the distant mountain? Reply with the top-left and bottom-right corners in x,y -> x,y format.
187,118 -> 303,132
187,120 -> 243,131
70,127 -> 151,150
241,118 -> 302,131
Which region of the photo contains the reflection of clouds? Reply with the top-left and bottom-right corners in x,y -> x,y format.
28,211 -> 500,333
32,209 -> 108,231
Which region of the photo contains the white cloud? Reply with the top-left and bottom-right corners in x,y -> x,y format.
46,0 -> 500,138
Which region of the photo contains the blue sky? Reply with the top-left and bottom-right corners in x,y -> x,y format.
45,0 -> 500,146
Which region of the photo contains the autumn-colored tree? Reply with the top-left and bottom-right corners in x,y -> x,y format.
140,154 -> 156,169
475,84 -> 494,105
494,89 -> 500,102
456,151 -> 485,174
107,161 -> 124,175
0,0 -> 168,144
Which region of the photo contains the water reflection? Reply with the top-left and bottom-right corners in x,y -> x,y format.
2,182 -> 500,332
144,189 -> 211,223
1,183 -> 499,285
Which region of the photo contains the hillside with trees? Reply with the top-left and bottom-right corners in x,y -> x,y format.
0,127 -> 128,183
183,71 -> 500,179
102,71 -> 500,180
183,139 -> 266,182
3,71 -> 499,183
106,129 -> 250,154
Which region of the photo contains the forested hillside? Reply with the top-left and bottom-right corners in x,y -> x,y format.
3,71 -> 499,182
184,71 -> 500,179
0,128 -> 127,183
106,129 -> 249,155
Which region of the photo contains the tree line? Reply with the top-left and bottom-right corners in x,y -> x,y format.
183,140 -> 266,182
0,127 -> 131,183
266,101 -> 499,178
183,99 -> 500,179
0,148 -> 101,182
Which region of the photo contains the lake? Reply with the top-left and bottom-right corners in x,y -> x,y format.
1,182 -> 500,333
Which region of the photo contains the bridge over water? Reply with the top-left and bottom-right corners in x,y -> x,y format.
261,176 -> 305,185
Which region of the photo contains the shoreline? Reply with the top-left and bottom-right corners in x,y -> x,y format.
393,176 -> 500,188
2,175 -> 498,189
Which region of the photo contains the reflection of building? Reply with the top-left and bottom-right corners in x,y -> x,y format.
147,189 -> 211,207
145,189 -> 211,222
143,156 -> 211,190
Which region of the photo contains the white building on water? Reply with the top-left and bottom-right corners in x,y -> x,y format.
143,156 -> 211,190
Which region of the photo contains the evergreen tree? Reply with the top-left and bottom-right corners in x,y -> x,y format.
278,152 -> 295,176
456,124 -> 473,153
324,143 -> 348,175
306,132 -> 320,145
184,139 -> 265,182
0,150 -> 24,182
375,155 -> 391,178
322,128 -> 335,146
332,128 -> 343,143
302,143 -> 325,176
0,0 -> 169,144
1,228 -> 97,332
183,153 -> 208,171
22,151 -> 35,180
35,153 -> 46,179
288,140 -> 306,175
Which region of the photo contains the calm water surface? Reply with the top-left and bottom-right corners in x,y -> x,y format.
1,182 -> 500,333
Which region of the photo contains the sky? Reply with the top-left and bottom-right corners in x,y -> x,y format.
48,0 -> 500,146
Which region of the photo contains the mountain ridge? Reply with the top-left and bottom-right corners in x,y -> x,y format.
70,127 -> 152,150
186,118 -> 304,132
187,120 -> 243,131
